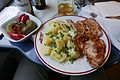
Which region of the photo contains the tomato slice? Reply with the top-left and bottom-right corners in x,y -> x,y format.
18,14 -> 26,22
8,32 -> 25,40
18,14 -> 29,23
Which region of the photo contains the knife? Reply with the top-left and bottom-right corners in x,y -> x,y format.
106,16 -> 120,19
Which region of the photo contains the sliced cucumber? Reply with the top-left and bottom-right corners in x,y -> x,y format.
6,21 -> 16,32
22,20 -> 36,34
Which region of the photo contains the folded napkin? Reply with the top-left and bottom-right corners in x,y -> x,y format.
95,17 -> 120,51
0,6 -> 20,35
0,6 -> 20,24
78,4 -> 102,18
94,1 -> 120,51
95,1 -> 120,17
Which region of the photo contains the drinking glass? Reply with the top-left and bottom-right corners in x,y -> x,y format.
57,0 -> 74,16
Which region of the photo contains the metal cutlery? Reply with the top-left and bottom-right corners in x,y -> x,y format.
74,0 -> 86,9
90,12 -> 98,18
106,16 -> 120,20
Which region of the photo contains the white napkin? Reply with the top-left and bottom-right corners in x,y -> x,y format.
78,4 -> 102,18
95,17 -> 120,51
95,1 -> 120,17
94,1 -> 120,51
0,6 -> 20,35
0,6 -> 20,24
105,19 -> 120,51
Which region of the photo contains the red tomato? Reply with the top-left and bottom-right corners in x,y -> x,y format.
18,14 -> 26,22
18,14 -> 29,23
8,32 -> 25,40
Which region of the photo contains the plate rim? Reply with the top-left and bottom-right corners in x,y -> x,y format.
34,15 -> 111,75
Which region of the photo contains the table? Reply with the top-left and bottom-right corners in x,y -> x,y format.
0,0 -> 120,70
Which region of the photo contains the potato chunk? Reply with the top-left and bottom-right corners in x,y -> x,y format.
55,39 -> 65,51
50,50 -> 67,62
43,36 -> 53,46
44,47 -> 52,55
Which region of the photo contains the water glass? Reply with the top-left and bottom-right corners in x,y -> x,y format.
57,0 -> 74,16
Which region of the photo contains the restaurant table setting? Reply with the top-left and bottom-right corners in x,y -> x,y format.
34,0 -> 120,75
32,0 -> 120,52
0,0 -> 120,75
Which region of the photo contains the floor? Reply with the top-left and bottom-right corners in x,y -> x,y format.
105,62 -> 120,80
0,48 -> 22,80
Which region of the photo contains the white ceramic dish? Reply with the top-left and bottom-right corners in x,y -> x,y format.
0,12 -> 42,42
34,16 -> 111,75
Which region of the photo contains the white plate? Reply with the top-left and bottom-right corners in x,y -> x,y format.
0,12 -> 42,42
34,16 -> 111,75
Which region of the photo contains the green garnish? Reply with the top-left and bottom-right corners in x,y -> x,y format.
56,36 -> 60,39
50,42 -> 56,48
17,22 -> 25,28
64,24 -> 70,30
63,48 -> 69,54
59,32 -> 64,38
45,32 -> 52,35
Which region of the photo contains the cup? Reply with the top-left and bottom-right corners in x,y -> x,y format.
57,0 -> 74,16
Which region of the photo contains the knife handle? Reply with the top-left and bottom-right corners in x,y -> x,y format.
106,16 -> 120,19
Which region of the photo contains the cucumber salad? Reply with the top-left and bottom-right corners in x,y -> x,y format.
6,14 -> 36,40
